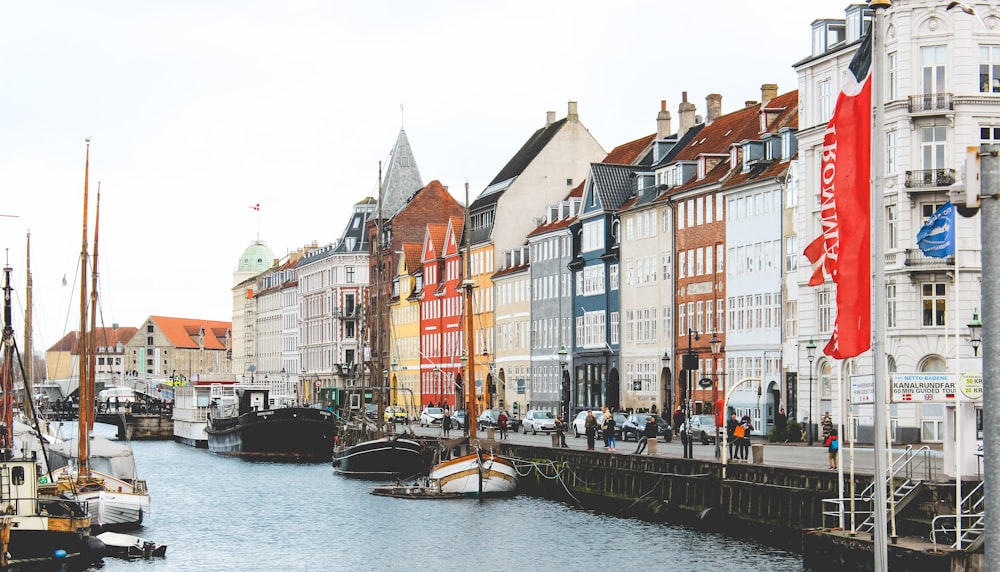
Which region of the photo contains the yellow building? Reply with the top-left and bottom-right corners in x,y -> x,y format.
388,243 -> 422,417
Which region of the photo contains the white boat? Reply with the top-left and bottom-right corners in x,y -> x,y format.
428,451 -> 518,497
42,464 -> 150,532
173,381 -> 236,448
96,531 -> 166,559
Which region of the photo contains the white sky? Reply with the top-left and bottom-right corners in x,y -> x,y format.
0,0 -> 849,353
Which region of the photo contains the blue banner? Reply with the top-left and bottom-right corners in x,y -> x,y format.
916,202 -> 956,258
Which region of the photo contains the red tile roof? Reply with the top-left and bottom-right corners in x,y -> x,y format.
148,316 -> 232,350
604,134 -> 654,165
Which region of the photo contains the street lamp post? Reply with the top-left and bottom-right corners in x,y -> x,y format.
661,351 -> 670,415
709,332 -> 722,460
682,328 -> 700,459
558,345 -> 569,420
968,310 -> 983,356
806,339 -> 817,446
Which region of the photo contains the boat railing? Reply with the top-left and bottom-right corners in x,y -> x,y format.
33,496 -> 90,518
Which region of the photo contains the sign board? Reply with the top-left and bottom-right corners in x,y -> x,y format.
891,373 -> 956,403
698,377 -> 713,389
850,375 -> 875,404
959,370 -> 983,401
632,381 -> 642,391
515,379 -> 525,395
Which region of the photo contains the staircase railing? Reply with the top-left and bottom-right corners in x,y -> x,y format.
930,481 -> 985,550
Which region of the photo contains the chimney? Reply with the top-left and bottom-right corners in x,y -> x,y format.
567,100 -> 579,122
705,94 -> 722,124
678,91 -> 696,138
745,100 -> 758,108
761,83 -> 778,104
546,111 -> 556,126
656,100 -> 672,138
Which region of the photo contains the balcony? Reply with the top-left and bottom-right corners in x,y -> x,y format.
904,168 -> 955,193
907,93 -> 953,114
904,248 -> 954,272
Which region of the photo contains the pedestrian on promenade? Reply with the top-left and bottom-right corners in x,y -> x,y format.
555,415 -> 569,448
821,412 -> 834,444
824,428 -> 839,469
774,407 -> 788,442
732,417 -> 747,460
605,412 -> 617,451
498,410 -> 509,440
601,407 -> 611,448
673,407 -> 685,434
585,410 -> 597,450
634,416 -> 658,454
442,409 -> 452,438
726,412 -> 739,459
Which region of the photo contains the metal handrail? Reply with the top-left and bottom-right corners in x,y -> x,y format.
931,513 -> 985,550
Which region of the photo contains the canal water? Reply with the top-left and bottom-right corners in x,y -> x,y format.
81,424 -> 804,571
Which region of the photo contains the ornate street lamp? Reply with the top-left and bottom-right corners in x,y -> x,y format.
968,310 -> 983,357
806,339 -> 817,446
709,332 -> 723,460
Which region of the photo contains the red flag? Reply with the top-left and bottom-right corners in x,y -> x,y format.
803,30 -> 873,360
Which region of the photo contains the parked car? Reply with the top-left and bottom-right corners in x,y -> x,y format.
571,410 -> 626,439
686,414 -> 718,445
364,403 -> 378,420
620,412 -> 673,442
521,410 -> 557,435
450,409 -> 467,429
477,409 -> 520,432
384,406 -> 409,423
419,407 -> 444,427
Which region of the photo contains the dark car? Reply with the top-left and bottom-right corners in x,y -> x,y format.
450,409 -> 467,429
477,409 -> 520,432
621,413 -> 673,443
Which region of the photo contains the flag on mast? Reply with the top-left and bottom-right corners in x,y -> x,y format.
802,28 -> 873,360
916,202 -> 956,258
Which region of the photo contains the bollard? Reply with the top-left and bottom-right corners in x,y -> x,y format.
647,439 -> 658,456
752,443 -> 764,464
487,427 -> 495,440
551,433 -> 560,447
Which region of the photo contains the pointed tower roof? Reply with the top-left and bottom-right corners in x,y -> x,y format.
377,129 -> 425,220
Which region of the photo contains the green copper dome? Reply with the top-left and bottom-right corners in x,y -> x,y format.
237,240 -> 275,274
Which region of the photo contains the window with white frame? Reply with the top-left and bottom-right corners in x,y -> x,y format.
717,299 -> 724,333
662,254 -> 671,281
887,51 -> 898,100
887,281 -> 897,328
921,45 -> 947,95
610,264 -> 619,291
663,305 -> 672,340
611,312 -> 619,345
819,79 -> 832,122
582,219 -> 605,252
922,282 -> 947,327
785,300 -> 797,338
886,204 -> 897,250
677,202 -> 685,230
678,252 -> 686,279
818,288 -> 833,333
921,126 -> 947,171
785,235 -> 798,272
687,199 -> 695,227
582,264 -> 605,296
678,302 -> 686,335
886,129 -> 897,175
981,126 -> 1000,144
980,45 -> 1000,93
717,244 -> 724,273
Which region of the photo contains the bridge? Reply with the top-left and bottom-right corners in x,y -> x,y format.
39,406 -> 175,441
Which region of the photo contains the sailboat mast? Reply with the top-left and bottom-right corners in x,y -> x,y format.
78,139 -> 91,475
1,264 -> 14,451
88,183 -> 101,434
375,162 -> 384,432
23,232 -> 35,421
463,181 -> 477,440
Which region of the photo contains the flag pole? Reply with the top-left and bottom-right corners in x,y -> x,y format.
954,213 -> 963,547
870,2 -> 892,570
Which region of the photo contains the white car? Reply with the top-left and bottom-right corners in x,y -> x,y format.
521,410 -> 557,434
419,407 -> 444,427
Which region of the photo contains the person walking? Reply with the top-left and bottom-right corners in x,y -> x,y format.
585,410 -> 597,450
497,410 -> 509,440
726,412 -> 739,459
555,415 -> 569,448
821,412 -> 834,445
824,428 -> 839,469
442,409 -> 452,438
774,407 -> 788,442
605,412 -> 617,452
601,407 -> 611,449
738,416 -> 754,461
634,416 -> 658,455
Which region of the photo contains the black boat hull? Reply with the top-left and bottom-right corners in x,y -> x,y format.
332,437 -> 427,478
206,407 -> 336,462
6,529 -> 106,567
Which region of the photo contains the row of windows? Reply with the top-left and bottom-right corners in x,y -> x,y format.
624,256 -> 664,286
530,317 -> 569,351
679,244 -> 724,279
624,307 -> 659,344
624,360 -> 660,394
727,189 -> 781,221
676,193 -> 725,230
624,210 -> 659,241
678,300 -> 725,337
531,274 -> 568,301
530,236 -> 570,262
728,240 -> 781,277
727,293 -> 782,332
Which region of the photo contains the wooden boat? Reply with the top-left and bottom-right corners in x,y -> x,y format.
0,260 -> 105,567
96,531 -> 166,559
206,384 -> 337,462
332,432 -> 426,478
429,450 -> 518,497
